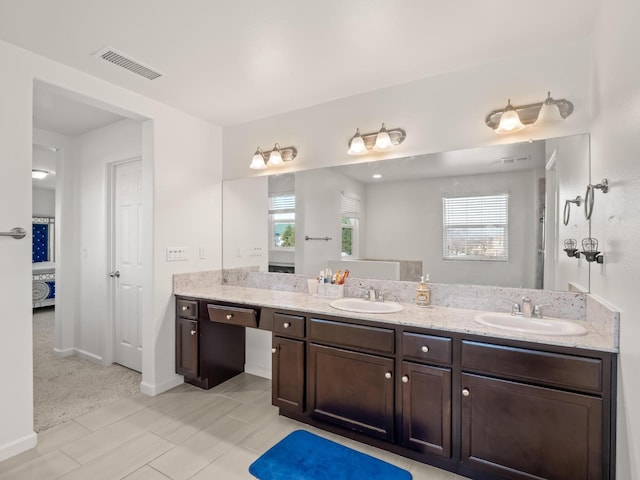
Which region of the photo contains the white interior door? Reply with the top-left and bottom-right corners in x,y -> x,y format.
111,159 -> 143,372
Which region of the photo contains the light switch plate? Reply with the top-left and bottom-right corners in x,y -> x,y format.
166,247 -> 187,261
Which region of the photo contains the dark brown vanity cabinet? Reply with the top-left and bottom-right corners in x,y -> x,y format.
459,340 -> 612,480
308,318 -> 396,442
176,299 -> 199,378
400,332 -> 452,458
272,313 -> 305,413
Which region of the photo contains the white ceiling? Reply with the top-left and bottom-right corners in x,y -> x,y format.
0,0 -> 601,127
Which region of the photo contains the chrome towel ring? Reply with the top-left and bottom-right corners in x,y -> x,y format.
563,196 -> 582,226
584,179 -> 609,220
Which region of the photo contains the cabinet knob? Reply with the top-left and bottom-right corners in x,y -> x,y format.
190,330 -> 196,336
462,388 -> 470,397
226,314 -> 233,320
182,306 -> 188,311
283,322 -> 291,328
401,375 -> 409,383
271,348 -> 277,354
421,345 -> 429,353
385,372 -> 392,379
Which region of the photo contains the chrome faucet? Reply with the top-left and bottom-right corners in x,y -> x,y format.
505,297 -> 550,318
521,297 -> 532,318
367,287 -> 384,302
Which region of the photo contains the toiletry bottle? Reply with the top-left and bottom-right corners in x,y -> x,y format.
416,275 -> 430,307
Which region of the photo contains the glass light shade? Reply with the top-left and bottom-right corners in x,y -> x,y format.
495,100 -> 525,134
347,130 -> 367,155
373,124 -> 392,151
267,145 -> 284,166
564,239 -> 577,250
582,237 -> 599,253
249,148 -> 267,169
32,169 -> 48,179
535,93 -> 564,125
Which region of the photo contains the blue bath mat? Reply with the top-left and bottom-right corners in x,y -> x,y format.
249,430 -> 412,480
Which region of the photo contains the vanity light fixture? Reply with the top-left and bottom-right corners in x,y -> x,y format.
249,143 -> 298,170
347,123 -> 406,155
581,237 -> 604,263
32,169 -> 49,179
485,92 -> 574,134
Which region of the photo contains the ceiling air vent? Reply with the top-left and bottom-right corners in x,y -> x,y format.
93,47 -> 163,80
500,155 -> 530,164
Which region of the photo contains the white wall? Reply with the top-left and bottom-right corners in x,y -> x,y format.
0,39 -> 222,460
365,169 -> 539,287
590,0 -> 640,477
32,187 -> 55,217
72,119 -> 143,362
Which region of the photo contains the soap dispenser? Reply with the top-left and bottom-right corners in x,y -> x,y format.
416,274 -> 430,307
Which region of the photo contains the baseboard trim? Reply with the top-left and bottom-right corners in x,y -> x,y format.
0,431 -> 37,462
140,375 -> 183,396
245,364 -> 271,380
74,348 -> 103,363
53,347 -> 74,357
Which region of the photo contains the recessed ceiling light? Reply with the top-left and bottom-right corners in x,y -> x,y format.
32,169 -> 49,179
372,174 -> 382,179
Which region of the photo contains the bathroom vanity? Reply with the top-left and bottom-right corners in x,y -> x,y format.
174,286 -> 616,480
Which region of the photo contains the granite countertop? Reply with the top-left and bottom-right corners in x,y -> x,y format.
174,284 -> 617,353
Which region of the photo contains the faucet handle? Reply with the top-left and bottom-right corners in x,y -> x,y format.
502,299 -> 521,315
533,303 -> 551,318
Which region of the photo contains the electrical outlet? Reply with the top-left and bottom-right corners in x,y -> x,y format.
166,247 -> 187,261
199,246 -> 207,259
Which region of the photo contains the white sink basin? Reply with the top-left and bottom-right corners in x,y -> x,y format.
475,312 -> 588,336
329,298 -> 404,314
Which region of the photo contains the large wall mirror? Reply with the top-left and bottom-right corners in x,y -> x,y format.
222,134 -> 591,292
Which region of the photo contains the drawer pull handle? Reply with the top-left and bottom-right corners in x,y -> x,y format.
384,372 -> 392,379
421,345 -> 429,353
226,314 -> 233,320
462,388 -> 470,397
271,348 -> 277,354
283,322 -> 291,328
182,306 -> 188,311
190,330 -> 196,336
401,375 -> 409,383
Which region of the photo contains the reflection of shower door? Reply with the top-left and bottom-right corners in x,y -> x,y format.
536,177 -> 546,289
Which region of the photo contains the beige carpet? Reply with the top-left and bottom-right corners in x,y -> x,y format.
33,307 -> 141,432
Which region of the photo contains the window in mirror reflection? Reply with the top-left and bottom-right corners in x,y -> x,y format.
341,194 -> 360,258
443,194 -> 509,261
269,194 -> 295,249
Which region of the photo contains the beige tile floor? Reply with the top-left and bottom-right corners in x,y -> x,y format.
0,373 -> 470,480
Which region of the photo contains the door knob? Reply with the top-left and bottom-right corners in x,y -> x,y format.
109,270 -> 120,278
190,330 -> 197,336
0,227 -> 26,239
283,322 -> 291,328
384,372 -> 392,379
401,375 -> 409,383
226,314 -> 233,320
421,345 -> 429,353
462,388 -> 470,397
271,348 -> 277,354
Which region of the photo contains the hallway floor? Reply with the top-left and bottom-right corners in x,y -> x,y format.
0,373 -> 468,480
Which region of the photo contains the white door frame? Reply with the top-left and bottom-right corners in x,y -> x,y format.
105,156 -> 144,368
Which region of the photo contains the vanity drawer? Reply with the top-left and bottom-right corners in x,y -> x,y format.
207,304 -> 258,328
177,299 -> 198,319
461,341 -> 603,393
402,332 -> 452,365
310,318 -> 395,355
273,313 -> 305,338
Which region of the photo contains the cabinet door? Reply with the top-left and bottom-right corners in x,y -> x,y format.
461,373 -> 603,480
272,336 -> 305,412
176,318 -> 199,378
309,343 -> 394,441
401,361 -> 451,458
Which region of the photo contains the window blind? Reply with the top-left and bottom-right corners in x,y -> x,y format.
442,194 -> 508,261
341,194 -> 360,218
269,194 -> 295,213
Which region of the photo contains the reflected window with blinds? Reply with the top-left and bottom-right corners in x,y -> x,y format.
269,193 -> 295,249
442,194 -> 508,261
341,194 -> 360,258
